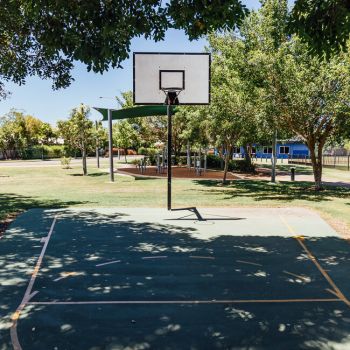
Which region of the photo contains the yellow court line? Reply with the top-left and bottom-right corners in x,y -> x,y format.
279,215 -> 299,237
296,237 -> 350,307
279,215 -> 350,308
326,288 -> 341,298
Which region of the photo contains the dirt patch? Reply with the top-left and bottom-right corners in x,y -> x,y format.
118,166 -> 241,180
0,212 -> 21,238
318,212 -> 350,240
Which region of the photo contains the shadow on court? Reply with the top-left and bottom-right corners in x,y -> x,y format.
169,207 -> 245,221
0,193 -> 91,222
1,209 -> 350,349
194,180 -> 350,202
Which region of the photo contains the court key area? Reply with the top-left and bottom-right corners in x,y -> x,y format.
1,207 -> 350,349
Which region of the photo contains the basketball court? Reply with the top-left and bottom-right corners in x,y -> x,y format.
2,53 -> 349,349
2,207 -> 350,349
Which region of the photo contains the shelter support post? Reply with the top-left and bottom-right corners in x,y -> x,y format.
108,109 -> 114,182
95,121 -> 100,169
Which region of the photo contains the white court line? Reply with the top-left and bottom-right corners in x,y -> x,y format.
283,270 -> 310,282
10,216 -> 58,350
142,256 -> 167,259
190,256 -> 215,260
236,260 -> 262,267
96,260 -> 121,267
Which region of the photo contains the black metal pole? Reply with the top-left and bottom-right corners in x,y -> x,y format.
108,109 -> 114,182
167,104 -> 172,210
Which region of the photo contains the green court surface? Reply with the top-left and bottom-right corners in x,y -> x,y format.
1,208 -> 350,349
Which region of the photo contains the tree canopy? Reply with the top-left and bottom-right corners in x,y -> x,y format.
0,0 -> 247,97
290,0 -> 350,57
2,0 -> 350,99
0,110 -> 54,158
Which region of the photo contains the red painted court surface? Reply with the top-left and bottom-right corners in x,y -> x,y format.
118,165 -> 240,180
1,208 -> 350,349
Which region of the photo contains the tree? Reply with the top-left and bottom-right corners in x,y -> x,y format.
0,110 -> 48,158
208,29 -> 279,169
113,121 -> 140,162
115,91 -> 160,148
240,0 -> 290,181
57,104 -> 94,175
290,0 -> 350,57
115,90 -> 169,149
207,0 -> 350,189
0,1 -> 247,97
237,0 -> 350,190
38,123 -> 55,145
268,39 -> 350,190
2,0 -> 350,99
175,106 -> 210,164
93,121 -> 108,157
0,111 -> 27,159
207,39 -> 255,183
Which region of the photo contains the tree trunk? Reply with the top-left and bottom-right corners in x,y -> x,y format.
187,141 -> 190,168
222,145 -> 232,184
220,144 -> 224,169
271,129 -> 277,183
124,148 -> 127,163
82,148 -> 87,176
243,144 -> 251,164
308,140 -> 323,190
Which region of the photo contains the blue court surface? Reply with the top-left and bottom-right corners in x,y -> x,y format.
1,207 -> 350,349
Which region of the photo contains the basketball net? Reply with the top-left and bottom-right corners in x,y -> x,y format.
161,88 -> 182,106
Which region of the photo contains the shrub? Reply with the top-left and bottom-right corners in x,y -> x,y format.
51,146 -> 63,158
138,147 -> 147,155
228,159 -> 256,173
177,156 -> 187,166
137,147 -> 158,165
147,148 -> 158,165
60,156 -> 71,169
206,154 -> 255,173
21,148 -> 37,159
130,159 -> 140,166
206,154 -> 222,169
42,145 -> 65,158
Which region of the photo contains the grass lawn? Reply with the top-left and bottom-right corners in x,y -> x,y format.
1,160 -> 350,234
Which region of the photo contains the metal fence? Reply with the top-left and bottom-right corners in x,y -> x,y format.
288,154 -> 350,170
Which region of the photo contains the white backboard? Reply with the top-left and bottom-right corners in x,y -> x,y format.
133,52 -> 211,105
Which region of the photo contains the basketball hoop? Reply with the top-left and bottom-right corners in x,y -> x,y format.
133,52 -> 211,210
161,88 -> 182,106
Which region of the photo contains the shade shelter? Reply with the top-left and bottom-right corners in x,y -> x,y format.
94,105 -> 178,208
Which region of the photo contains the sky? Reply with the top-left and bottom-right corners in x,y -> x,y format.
0,0 -> 284,125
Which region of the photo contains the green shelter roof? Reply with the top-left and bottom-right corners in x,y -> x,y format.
94,105 -> 178,121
